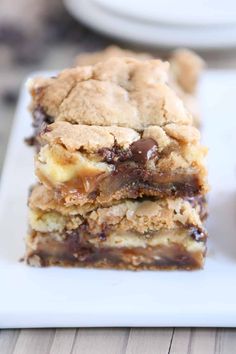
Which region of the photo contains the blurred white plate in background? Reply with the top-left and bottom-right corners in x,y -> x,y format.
1,70 -> 236,327
94,0 -> 236,26
64,0 -> 236,49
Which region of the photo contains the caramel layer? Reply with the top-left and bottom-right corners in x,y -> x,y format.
37,161 -> 203,205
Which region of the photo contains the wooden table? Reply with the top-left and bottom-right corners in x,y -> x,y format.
2,327 -> 236,354
1,33 -> 236,353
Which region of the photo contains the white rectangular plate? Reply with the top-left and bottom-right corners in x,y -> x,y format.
1,70 -> 236,328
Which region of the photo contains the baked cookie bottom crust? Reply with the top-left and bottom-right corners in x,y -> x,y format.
26,228 -> 206,270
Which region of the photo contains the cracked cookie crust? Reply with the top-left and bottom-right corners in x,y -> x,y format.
28,57 -> 192,130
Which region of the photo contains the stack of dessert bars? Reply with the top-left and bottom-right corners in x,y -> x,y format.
26,56 -> 208,270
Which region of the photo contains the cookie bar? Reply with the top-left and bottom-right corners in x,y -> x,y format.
26,184 -> 207,270
75,46 -> 204,126
26,56 -> 208,270
35,121 -> 207,206
28,58 -> 207,205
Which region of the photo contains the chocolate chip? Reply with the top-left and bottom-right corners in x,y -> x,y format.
88,191 -> 99,200
97,223 -> 109,241
189,226 -> 207,242
98,232 -> 107,241
66,230 -> 81,253
170,185 -> 177,195
100,138 -> 158,165
99,144 -> 132,164
33,107 -> 54,134
24,136 -> 37,146
26,107 -> 54,147
130,138 -> 158,164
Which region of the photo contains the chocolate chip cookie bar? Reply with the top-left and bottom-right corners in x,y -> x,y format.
26,56 -> 208,270
26,184 -> 207,270
28,58 -> 207,206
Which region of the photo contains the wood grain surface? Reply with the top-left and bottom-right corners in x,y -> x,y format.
1,328 -> 236,353
1,8 -> 236,353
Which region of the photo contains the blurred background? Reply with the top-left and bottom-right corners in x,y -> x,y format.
1,0 -> 236,173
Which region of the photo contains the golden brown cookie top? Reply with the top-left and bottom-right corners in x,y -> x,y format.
28,57 -> 192,130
